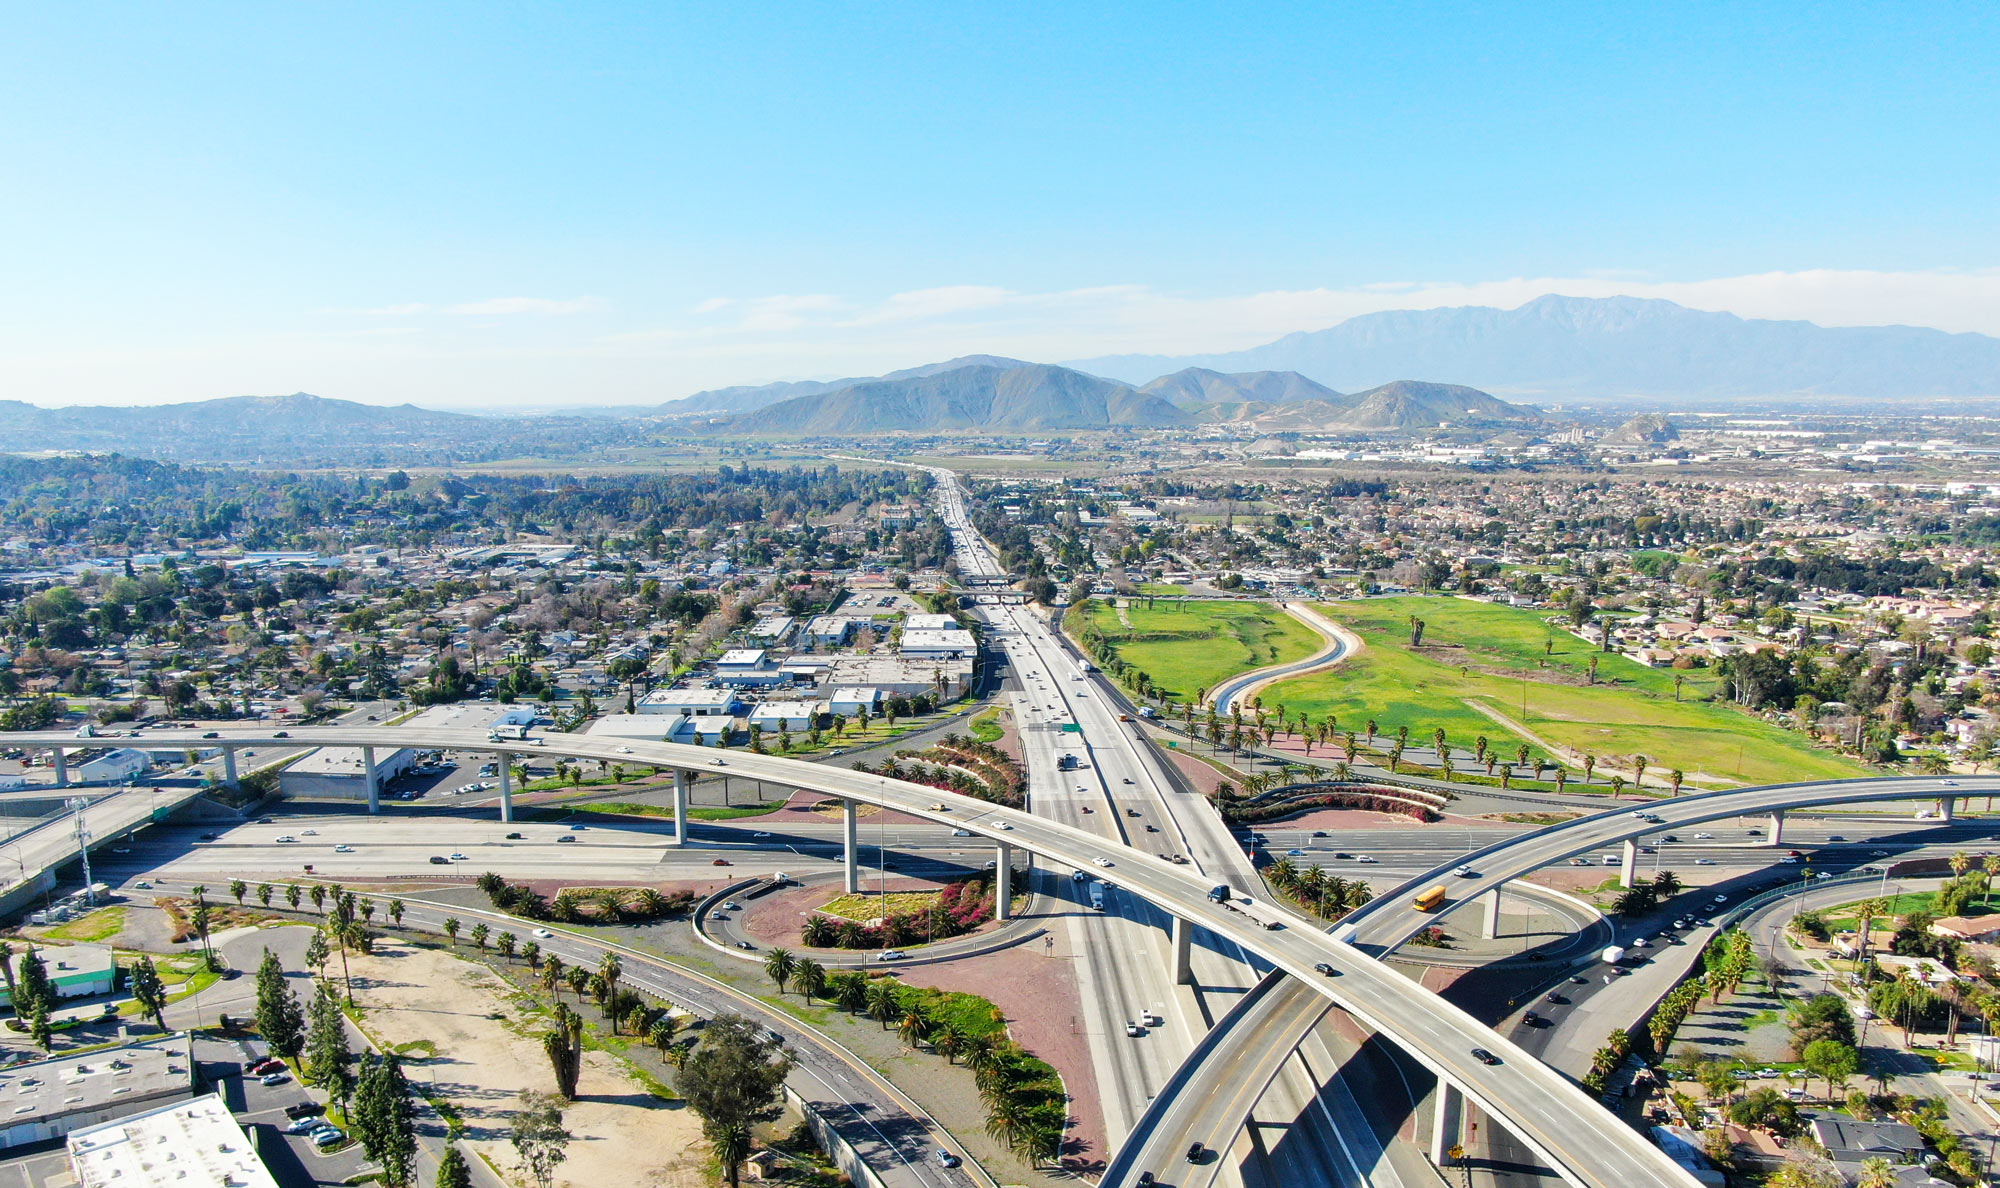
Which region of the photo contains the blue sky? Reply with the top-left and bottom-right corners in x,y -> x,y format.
4,3 -> 1998,407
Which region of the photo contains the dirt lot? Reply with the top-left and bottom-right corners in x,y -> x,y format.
346,940 -> 707,1188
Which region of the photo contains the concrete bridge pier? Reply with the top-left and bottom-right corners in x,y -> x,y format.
1171,915 -> 1192,984
1429,1077 -> 1465,1166
362,746 -> 379,814
672,770 -> 690,846
842,798 -> 860,894
1620,838 -> 1640,888
1482,885 -> 1504,939
51,748 -> 67,789
221,747 -> 238,788
1939,798 -> 1956,823
1768,808 -> 1786,845
995,843 -> 1013,921
496,754 -> 513,823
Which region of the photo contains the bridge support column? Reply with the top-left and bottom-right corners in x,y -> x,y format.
1482,886 -> 1504,939
496,755 -> 512,823
1620,838 -> 1640,889
1939,798 -> 1956,823
672,770 -> 690,846
842,799 -> 860,894
51,748 -> 67,789
1429,1077 -> 1464,1166
221,747 -> 238,788
995,843 -> 1013,921
362,747 -> 379,814
1769,808 -> 1786,845
1171,916 -> 1192,985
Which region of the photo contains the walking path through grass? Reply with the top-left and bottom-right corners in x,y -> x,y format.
1262,596 -> 1868,787
1071,598 -> 1322,703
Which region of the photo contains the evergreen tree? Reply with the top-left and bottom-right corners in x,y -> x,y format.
253,949 -> 305,1059
303,981 -> 354,1111
435,1146 -> 472,1188
130,956 -> 168,1031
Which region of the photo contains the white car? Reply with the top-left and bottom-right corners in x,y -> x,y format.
450,852 -> 468,861
533,928 -> 553,938
274,835 -> 297,844
996,822 -> 1013,831
1355,855 -> 1376,863
1694,832 -> 1714,839
1093,857 -> 1114,868
334,844 -> 355,853
1454,865 -> 1476,877
951,829 -> 971,837
617,746 -> 633,754
1696,857 -> 1715,865
301,829 -> 318,836
875,949 -> 907,962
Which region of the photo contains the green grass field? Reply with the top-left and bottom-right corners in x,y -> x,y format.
44,907 -> 126,943
1075,599 -> 1322,702
1260,597 -> 1867,786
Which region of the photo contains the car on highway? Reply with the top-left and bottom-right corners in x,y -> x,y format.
1471,1048 -> 1501,1065
1125,1020 -> 1143,1037
202,731 -> 219,738
735,940 -> 755,951
133,880 -> 151,889
274,835 -> 297,844
753,831 -> 772,838
1569,857 -> 1592,866
876,949 -> 906,962
1185,1143 -> 1206,1164
1313,962 -> 1338,976
927,803 -> 948,812
556,835 -> 576,843
1093,857 -> 1113,867
1696,857 -> 1715,865
1287,848 -> 1306,856
996,821 -> 1012,830
1828,835 -> 1846,841
1521,1011 -> 1542,1026
1695,832 -> 1714,839
507,832 -> 525,839
952,829 -> 971,837
334,844 -> 355,853
1071,870 -> 1090,882
934,1150 -> 961,1169
1079,805 -> 1093,814
709,759 -> 727,766
533,928 -> 552,938
1454,865 -> 1476,877
450,852 -> 468,861
429,856 -> 450,865
1354,855 -> 1376,863
1144,824 -> 1158,832
711,858 -> 730,865
724,901 -> 743,911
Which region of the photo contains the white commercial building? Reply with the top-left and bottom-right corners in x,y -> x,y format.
68,1093 -> 275,1188
0,1035 -> 194,1152
827,687 -> 883,716
713,648 -> 787,687
898,628 -> 978,659
826,655 -> 975,698
279,702 -> 534,801
747,702 -> 822,732
68,748 -> 152,785
903,613 -> 960,631
635,687 -> 743,718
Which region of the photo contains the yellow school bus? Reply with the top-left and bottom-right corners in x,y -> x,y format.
1412,884 -> 1447,912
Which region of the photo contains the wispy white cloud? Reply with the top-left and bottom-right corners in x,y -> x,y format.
444,296 -> 603,316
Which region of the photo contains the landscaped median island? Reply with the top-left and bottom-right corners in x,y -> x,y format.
797,869 -> 1024,950
850,732 -> 1025,807
1068,597 -> 1321,703
1258,595 -> 1868,788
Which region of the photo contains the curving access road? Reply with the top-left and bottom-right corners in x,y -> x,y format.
2,721 -> 1705,1188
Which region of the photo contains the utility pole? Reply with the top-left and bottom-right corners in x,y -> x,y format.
68,797 -> 95,906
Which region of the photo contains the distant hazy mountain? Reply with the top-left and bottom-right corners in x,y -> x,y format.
1138,367 -> 1344,407
1068,295 -> 2000,400
0,393 -> 633,465
659,354 -> 1032,416
1334,381 -> 1544,429
1603,412 -> 1680,444
717,363 -> 1187,434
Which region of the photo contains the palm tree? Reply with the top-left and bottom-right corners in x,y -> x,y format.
835,973 -> 869,1013
866,981 -> 901,1028
795,958 -> 827,1002
1633,755 -> 1649,788
1951,850 -> 1972,878
1669,769 -> 1685,796
764,947 -> 796,994
1856,1157 -> 1896,1188
984,1092 -> 1032,1150
597,953 -> 622,1020
1581,755 -> 1596,784
935,1025 -> 967,1064
897,1010 -> 928,1048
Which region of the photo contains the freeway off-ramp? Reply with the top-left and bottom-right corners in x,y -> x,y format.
2,721 -> 1706,1188
1112,771 -> 2000,1187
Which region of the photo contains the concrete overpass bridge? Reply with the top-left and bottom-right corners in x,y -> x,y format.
2,724 -> 1705,1188
1106,772 -> 1997,1185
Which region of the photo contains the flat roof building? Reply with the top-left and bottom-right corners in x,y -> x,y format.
826,655 -> 975,698
899,628 -> 978,659
69,1092 -> 275,1188
0,1034 -> 194,1152
635,688 -> 743,717
279,702 -> 534,801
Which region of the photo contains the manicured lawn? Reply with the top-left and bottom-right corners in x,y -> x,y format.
817,891 -> 941,920
1075,599 -> 1322,702
1261,596 -> 1868,786
967,708 -> 1005,744
44,906 -> 126,943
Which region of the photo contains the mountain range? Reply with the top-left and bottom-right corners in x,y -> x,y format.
1068,294 -> 2000,401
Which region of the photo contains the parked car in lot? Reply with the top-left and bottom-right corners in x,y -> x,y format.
283,1102 -> 323,1120
259,1071 -> 290,1085
286,1117 -> 325,1134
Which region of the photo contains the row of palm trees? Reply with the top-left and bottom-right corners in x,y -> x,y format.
1262,859 -> 1374,920
759,949 -> 1065,1167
